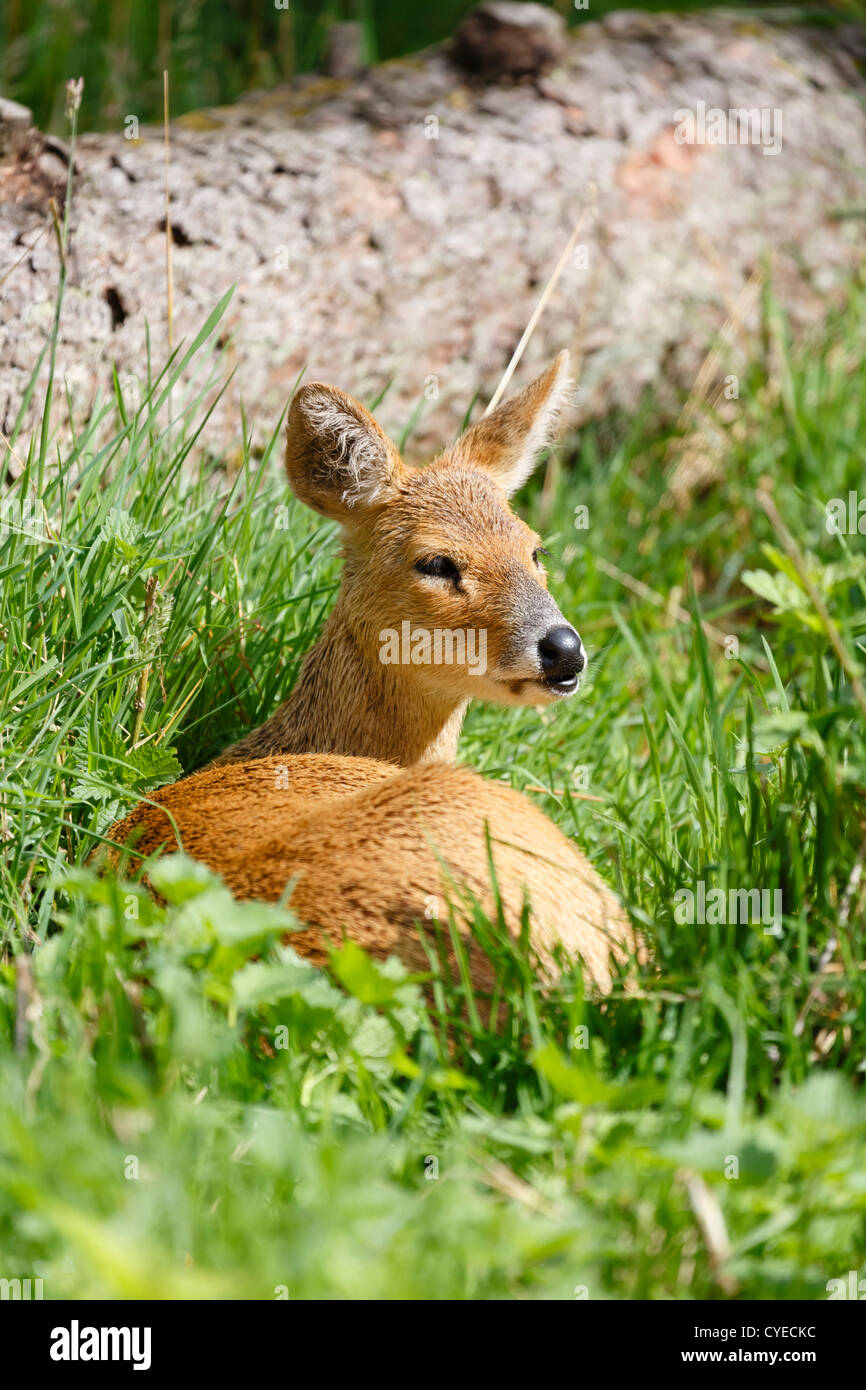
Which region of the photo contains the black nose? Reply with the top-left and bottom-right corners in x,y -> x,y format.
538,625 -> 585,681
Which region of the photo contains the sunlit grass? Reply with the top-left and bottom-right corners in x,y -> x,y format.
1,271 -> 865,1298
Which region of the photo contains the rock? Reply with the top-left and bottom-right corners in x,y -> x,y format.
0,96 -> 33,157
452,1 -> 566,81
321,23 -> 365,82
36,150 -> 68,186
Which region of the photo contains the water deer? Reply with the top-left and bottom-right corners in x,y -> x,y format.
104,353 -> 634,993
216,350 -> 585,768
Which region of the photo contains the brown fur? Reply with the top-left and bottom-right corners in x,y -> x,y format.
217,352 -> 575,768
102,756 -> 633,993
102,356 -> 634,994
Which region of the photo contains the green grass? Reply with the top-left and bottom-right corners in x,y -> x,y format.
2,232 -> 866,1297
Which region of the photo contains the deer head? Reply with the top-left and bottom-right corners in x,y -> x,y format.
284,350 -> 585,708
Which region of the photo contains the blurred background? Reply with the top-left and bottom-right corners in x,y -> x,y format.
3,0 -> 851,133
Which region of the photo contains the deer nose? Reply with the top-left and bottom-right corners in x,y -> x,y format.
538,625 -> 585,682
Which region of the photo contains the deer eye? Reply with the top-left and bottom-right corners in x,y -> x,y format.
415,555 -> 461,584
533,547 -> 550,568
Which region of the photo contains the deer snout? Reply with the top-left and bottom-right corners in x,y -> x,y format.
538,625 -> 585,689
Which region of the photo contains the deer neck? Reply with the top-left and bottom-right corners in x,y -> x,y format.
223,599 -> 468,766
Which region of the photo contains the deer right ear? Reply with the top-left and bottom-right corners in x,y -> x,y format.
285,383 -> 406,523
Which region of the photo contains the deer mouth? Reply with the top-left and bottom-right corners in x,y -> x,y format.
542,673 -> 580,697
503,674 -> 580,699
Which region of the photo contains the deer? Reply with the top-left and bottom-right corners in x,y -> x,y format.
215,350 -> 586,769
102,352 -> 635,994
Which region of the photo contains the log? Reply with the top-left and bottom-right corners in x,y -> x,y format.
0,9 -> 864,470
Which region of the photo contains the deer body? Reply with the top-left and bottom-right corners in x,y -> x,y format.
105,354 -> 634,993
106,755 -> 631,993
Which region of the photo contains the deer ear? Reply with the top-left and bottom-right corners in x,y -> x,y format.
449,351 -> 573,496
285,383 -> 406,523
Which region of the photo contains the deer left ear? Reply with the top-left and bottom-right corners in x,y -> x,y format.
447,351 -> 573,496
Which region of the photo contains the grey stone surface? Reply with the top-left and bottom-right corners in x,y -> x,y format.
0,96 -> 33,157
0,10 -> 864,468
